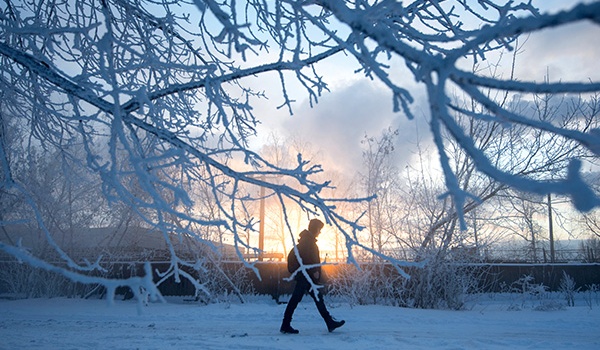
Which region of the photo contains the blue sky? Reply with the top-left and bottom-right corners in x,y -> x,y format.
250,1 -> 600,177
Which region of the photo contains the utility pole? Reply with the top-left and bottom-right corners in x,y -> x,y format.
254,174 -> 282,261
548,193 -> 555,263
258,183 -> 265,261
473,209 -> 479,256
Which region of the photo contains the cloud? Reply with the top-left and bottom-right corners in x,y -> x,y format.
515,21 -> 600,83
270,79 -> 431,174
252,2 -> 600,177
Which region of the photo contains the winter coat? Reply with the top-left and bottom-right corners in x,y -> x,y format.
287,229 -> 321,282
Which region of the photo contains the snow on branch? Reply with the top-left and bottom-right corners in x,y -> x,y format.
311,0 -> 600,221
0,241 -> 163,309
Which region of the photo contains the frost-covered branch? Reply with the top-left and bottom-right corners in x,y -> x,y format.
311,0 -> 600,222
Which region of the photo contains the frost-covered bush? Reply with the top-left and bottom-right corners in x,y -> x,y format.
508,275 -> 548,296
559,271 -> 577,307
505,274 -> 554,310
327,263 -> 407,307
328,255 -> 485,310
199,261 -> 254,303
0,260 -> 99,299
583,284 -> 599,310
404,256 -> 485,310
0,254 -> 252,303
532,300 -> 566,311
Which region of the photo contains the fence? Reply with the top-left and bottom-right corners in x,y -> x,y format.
1,260 -> 599,299
317,247 -> 599,264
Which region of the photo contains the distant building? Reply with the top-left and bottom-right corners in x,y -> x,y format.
0,225 -> 239,263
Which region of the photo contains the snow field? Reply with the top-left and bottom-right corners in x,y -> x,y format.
1,294 -> 599,350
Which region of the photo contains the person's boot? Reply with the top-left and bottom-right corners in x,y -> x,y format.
280,320 -> 299,334
327,318 -> 345,332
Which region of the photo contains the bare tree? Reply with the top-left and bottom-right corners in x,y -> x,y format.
496,191 -> 546,262
387,57 -> 600,307
1,1 -> 599,299
580,211 -> 600,239
360,128 -> 402,259
569,163 -> 600,237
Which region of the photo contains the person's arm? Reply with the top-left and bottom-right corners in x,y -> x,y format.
310,242 -> 322,282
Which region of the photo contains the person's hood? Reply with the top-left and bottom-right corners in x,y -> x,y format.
299,229 -> 317,241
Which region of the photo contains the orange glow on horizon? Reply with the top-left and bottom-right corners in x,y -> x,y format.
259,226 -> 346,262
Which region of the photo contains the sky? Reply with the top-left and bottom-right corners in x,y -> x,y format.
235,1 -> 600,251
249,1 -> 600,178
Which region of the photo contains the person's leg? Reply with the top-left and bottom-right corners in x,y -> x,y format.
306,284 -> 331,321
281,277 -> 309,333
307,284 -> 345,332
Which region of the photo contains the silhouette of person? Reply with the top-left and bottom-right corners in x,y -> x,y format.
280,218 -> 345,334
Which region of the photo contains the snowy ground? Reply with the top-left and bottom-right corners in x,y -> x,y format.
1,294 -> 599,350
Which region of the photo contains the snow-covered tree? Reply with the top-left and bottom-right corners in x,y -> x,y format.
1,0 -> 599,299
358,128 -> 413,260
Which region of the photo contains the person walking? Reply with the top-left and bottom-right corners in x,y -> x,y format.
280,218 -> 345,334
